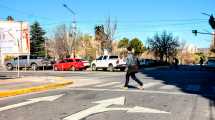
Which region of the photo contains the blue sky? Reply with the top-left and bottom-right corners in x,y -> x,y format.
0,0 -> 214,48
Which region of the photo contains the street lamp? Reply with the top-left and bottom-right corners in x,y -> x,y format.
63,4 -> 77,58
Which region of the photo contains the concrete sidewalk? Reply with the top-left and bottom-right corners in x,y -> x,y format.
0,76 -> 73,98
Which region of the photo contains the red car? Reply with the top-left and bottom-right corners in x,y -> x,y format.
53,58 -> 85,71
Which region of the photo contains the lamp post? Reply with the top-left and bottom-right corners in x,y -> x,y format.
63,4 -> 77,58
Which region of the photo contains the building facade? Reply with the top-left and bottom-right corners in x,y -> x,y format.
0,20 -> 30,65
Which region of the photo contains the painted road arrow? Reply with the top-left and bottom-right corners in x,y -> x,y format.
0,94 -> 64,112
63,96 -> 170,120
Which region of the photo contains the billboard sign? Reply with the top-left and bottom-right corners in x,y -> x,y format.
0,20 -> 30,55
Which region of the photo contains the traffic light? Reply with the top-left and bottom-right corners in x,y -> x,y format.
192,30 -> 198,36
209,15 -> 215,30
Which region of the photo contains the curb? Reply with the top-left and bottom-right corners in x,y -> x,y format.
0,80 -> 73,98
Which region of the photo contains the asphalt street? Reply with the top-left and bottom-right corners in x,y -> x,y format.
0,65 -> 215,120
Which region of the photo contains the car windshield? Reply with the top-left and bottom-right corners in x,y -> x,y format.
109,56 -> 118,59
75,59 -> 81,62
65,59 -> 74,62
96,56 -> 103,60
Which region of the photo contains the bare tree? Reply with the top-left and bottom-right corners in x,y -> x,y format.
68,26 -> 81,58
46,39 -> 57,59
147,31 -> 179,62
94,16 -> 117,55
104,16 -> 117,52
178,40 -> 186,64
50,25 -> 68,59
78,34 -> 97,60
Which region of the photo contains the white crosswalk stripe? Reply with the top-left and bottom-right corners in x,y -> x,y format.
89,81 -> 202,93
185,85 -> 200,92
94,82 -> 121,87
143,82 -> 161,89
160,85 -> 178,90
112,84 -> 123,88
112,82 -> 162,89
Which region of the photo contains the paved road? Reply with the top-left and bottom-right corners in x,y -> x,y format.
0,66 -> 215,120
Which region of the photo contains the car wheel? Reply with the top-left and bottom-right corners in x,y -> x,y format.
31,63 -> 38,71
108,64 -> 114,72
103,68 -> 107,71
6,64 -> 13,71
92,64 -> 97,71
120,68 -> 126,72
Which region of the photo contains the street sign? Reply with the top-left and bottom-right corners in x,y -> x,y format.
63,96 -> 170,120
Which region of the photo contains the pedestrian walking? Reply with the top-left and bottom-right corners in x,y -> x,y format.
123,46 -> 144,90
199,57 -> 204,70
174,58 -> 179,70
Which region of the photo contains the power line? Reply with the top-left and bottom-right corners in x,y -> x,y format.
0,3 -> 57,21
41,19 -> 207,27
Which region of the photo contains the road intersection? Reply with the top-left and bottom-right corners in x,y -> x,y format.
0,66 -> 214,120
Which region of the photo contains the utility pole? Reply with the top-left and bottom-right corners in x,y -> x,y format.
63,4 -> 77,58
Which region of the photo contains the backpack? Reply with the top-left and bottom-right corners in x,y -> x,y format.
126,53 -> 139,73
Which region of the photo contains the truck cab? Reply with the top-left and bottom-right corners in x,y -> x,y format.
91,55 -> 126,72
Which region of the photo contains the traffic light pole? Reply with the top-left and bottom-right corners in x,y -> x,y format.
192,30 -> 215,36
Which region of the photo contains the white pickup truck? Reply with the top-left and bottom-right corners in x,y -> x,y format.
91,55 -> 127,72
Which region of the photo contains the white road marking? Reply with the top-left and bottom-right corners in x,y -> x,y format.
63,96 -> 169,120
112,84 -> 123,88
68,87 -> 191,96
143,82 -> 161,89
95,82 -> 121,87
160,85 -> 178,90
0,94 -> 64,112
186,85 -> 200,92
68,79 -> 102,87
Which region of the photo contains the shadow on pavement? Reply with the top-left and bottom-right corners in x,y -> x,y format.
139,65 -> 215,117
0,75 -> 16,80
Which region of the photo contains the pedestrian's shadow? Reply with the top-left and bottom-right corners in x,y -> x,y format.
0,75 -> 14,80
139,65 -> 215,119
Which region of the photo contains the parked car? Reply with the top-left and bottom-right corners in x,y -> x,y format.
80,59 -> 91,68
4,55 -> 53,71
205,59 -> 215,69
91,55 -> 126,72
53,58 -> 85,71
139,59 -> 156,67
